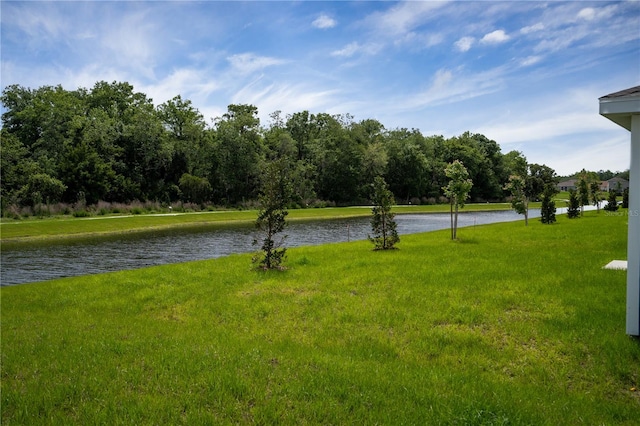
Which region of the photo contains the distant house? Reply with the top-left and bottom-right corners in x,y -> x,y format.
601,177 -> 629,193
557,179 -> 577,191
558,177 -> 628,193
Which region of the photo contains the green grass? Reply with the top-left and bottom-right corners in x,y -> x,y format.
2,211 -> 639,424
0,203 -> 512,242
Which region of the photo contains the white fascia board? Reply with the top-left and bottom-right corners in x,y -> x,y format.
599,97 -> 640,131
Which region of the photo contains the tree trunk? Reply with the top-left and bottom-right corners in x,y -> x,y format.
450,198 -> 454,240
453,201 -> 459,239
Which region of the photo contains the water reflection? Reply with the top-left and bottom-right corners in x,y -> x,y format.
2,209 -> 541,286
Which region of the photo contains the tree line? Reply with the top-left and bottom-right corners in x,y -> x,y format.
2,81 -> 554,215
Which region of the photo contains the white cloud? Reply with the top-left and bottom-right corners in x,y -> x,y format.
362,1 -> 449,36
578,4 -> 617,21
312,14 -> 336,29
520,56 -> 542,67
231,79 -> 339,119
141,68 -> 220,106
480,30 -> 510,44
397,31 -> 443,49
227,53 -> 285,75
577,8 -> 597,21
454,36 -> 475,52
101,11 -> 159,80
331,42 -> 381,58
404,66 -> 506,109
520,23 -> 544,34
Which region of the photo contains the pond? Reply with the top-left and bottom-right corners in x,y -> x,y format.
1,209 -> 547,286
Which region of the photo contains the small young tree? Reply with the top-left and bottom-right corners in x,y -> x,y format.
368,176 -> 399,250
589,181 -> 601,213
443,160 -> 473,240
576,170 -> 591,216
567,188 -> 580,218
253,159 -> 292,270
623,187 -> 629,209
505,174 -> 529,225
540,184 -> 557,224
604,190 -> 619,212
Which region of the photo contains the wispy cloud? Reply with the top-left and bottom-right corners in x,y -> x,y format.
520,56 -> 542,67
331,42 -> 381,58
362,1 -> 449,37
227,53 -> 286,75
101,11 -> 159,79
404,66 -> 506,110
454,36 -> 474,52
231,79 -> 339,117
520,23 -> 544,34
312,14 -> 336,29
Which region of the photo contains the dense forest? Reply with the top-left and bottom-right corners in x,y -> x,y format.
2,81 -> 560,215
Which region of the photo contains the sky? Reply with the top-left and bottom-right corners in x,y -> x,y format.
1,1 -> 639,176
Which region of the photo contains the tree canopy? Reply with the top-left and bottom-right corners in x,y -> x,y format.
1,81 -> 557,214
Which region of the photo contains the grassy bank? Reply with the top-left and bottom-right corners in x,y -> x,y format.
2,211 -> 638,424
0,203 -> 513,242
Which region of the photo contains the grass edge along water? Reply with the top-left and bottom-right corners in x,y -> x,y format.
2,211 -> 639,424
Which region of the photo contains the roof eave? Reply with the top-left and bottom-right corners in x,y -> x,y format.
599,98 -> 640,131
599,87 -> 640,131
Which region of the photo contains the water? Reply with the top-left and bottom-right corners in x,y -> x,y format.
1,209 -> 545,286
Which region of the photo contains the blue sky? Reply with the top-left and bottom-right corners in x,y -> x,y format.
1,1 -> 638,176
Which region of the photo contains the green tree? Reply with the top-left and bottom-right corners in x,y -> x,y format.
368,176 -> 399,250
443,160 -> 473,240
589,181 -> 601,213
567,189 -> 580,218
178,173 -> 211,204
253,159 -> 292,270
505,157 -> 557,226
604,190 -> 619,212
384,129 -> 430,203
213,104 -> 264,204
504,152 -> 530,225
16,173 -> 66,211
576,169 -> 593,216
505,174 -> 530,225
540,184 -> 557,224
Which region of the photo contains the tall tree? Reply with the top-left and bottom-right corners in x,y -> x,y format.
443,160 -> 473,240
384,128 -> 430,203
213,104 -> 264,204
368,176 -> 399,250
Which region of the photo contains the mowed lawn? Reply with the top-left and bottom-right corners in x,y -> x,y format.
1,211 -> 638,424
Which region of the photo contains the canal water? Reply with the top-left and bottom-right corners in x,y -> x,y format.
1,209 -> 546,286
